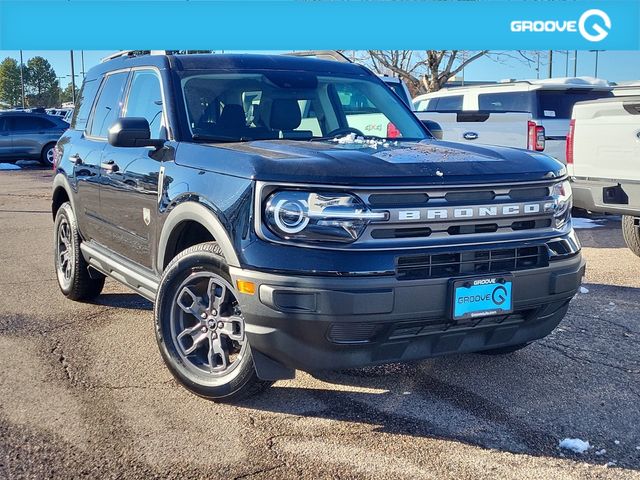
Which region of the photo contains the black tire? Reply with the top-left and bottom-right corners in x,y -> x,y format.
478,343 -> 531,355
622,215 -> 640,258
40,142 -> 56,167
54,202 -> 105,300
154,242 -> 272,402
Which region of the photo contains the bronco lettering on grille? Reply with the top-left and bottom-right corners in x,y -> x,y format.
395,202 -> 555,222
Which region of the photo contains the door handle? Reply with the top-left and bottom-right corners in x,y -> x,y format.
69,154 -> 83,165
101,161 -> 119,173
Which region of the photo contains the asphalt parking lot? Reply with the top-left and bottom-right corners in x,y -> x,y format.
0,165 -> 639,479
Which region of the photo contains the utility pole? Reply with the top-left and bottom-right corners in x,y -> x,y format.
548,50 -> 553,78
19,50 -> 25,108
594,50 -> 600,77
81,50 -> 85,79
536,52 -> 540,80
565,50 -> 569,77
70,50 -> 76,105
573,50 -> 578,76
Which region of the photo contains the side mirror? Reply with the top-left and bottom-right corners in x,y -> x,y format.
108,117 -> 165,149
421,119 -> 443,140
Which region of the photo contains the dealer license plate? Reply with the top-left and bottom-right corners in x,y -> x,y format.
451,276 -> 513,321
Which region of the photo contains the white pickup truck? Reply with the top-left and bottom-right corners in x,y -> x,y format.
413,78 -> 614,164
569,96 -> 640,256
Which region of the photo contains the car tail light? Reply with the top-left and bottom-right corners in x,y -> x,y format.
566,119 -> 575,165
527,121 -> 545,152
386,122 -> 401,139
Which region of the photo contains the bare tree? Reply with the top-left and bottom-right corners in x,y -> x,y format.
347,50 -> 540,96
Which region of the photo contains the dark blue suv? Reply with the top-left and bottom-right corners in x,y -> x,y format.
52,52 -> 584,401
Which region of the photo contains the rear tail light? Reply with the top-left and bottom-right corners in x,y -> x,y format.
527,120 -> 545,152
566,119 -> 575,165
386,122 -> 401,139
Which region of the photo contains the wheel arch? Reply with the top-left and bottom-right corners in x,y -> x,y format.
51,174 -> 76,221
158,202 -> 240,271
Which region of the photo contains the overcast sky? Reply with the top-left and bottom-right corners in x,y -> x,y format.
1,50 -> 638,88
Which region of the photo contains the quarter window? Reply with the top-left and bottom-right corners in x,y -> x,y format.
124,70 -> 165,139
87,72 -> 129,138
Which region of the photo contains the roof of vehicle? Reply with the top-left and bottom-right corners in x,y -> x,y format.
414,76 -> 612,101
89,52 -> 371,80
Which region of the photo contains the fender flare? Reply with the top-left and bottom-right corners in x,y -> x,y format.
157,202 -> 240,271
51,174 -> 77,219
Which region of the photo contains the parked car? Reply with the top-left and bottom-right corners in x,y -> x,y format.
413,78 -> 614,163
613,84 -> 640,97
47,108 -> 72,119
0,112 -> 68,165
52,52 -> 583,401
568,96 -> 640,256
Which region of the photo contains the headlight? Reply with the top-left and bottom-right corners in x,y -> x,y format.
551,180 -> 572,228
264,191 -> 387,243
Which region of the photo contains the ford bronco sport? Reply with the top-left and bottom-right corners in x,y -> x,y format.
52,52 -> 584,401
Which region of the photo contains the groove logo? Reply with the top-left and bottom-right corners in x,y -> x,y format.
510,9 -> 611,42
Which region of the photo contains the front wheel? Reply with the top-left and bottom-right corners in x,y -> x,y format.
154,242 -> 272,401
622,215 -> 640,258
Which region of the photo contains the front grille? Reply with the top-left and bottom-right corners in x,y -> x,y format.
396,245 -> 549,280
357,182 -> 559,246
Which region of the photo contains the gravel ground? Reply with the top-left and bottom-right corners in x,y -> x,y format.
0,164 -> 639,479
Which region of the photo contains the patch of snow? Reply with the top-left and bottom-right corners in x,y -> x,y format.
0,163 -> 21,171
595,449 -> 607,456
580,286 -> 589,294
614,440 -> 620,445
605,461 -> 617,468
572,217 -> 607,229
559,438 -> 591,454
636,446 -> 640,450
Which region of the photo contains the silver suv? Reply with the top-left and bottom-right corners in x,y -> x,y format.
0,112 -> 68,166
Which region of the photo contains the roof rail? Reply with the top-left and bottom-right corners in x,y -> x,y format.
100,50 -> 171,63
284,50 -> 352,63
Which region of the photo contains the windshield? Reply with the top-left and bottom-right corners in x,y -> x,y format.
179,71 -> 427,142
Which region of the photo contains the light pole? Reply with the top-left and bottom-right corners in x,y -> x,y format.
548,50 -> 553,78
590,50 -> 601,77
573,50 -> 578,76
19,50 -> 25,108
70,50 -> 76,105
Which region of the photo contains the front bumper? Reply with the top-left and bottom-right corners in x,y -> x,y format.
230,251 -> 585,377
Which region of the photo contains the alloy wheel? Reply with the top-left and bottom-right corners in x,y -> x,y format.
56,218 -> 73,285
170,272 -> 246,378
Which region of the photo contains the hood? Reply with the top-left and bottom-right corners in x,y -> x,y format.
175,139 -> 566,186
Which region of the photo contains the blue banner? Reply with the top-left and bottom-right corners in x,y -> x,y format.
0,0 -> 638,50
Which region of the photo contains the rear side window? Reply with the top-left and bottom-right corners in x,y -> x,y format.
536,89 -> 614,119
124,70 -> 164,139
71,79 -> 100,131
87,72 -> 129,138
478,92 -> 533,112
8,116 -> 55,131
426,95 -> 464,111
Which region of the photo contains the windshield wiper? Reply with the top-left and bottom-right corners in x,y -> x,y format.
192,133 -> 253,143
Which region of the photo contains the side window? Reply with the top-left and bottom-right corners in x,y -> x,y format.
9,116 -> 37,131
478,92 -> 532,112
428,95 -> 464,111
31,117 -> 56,129
71,79 -> 100,131
87,71 -> 129,138
124,70 -> 165,139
